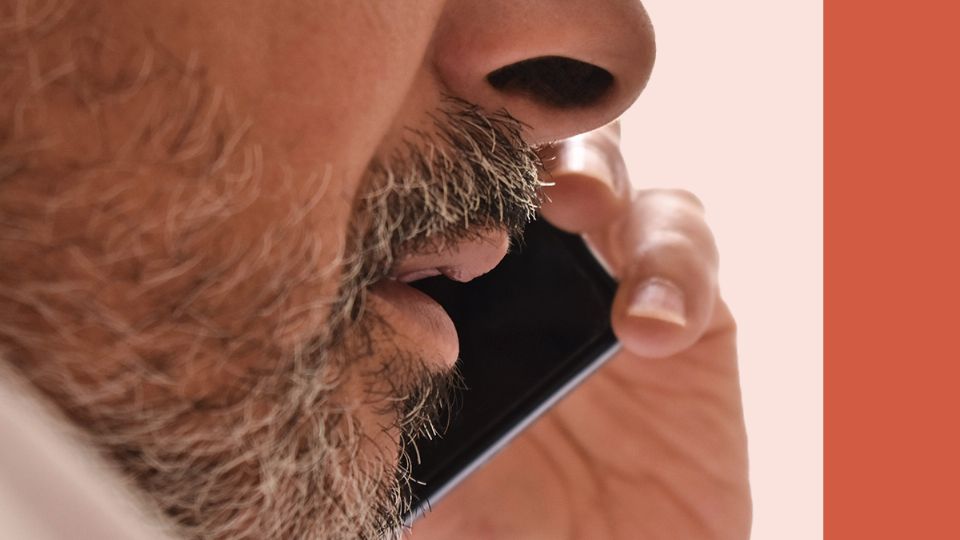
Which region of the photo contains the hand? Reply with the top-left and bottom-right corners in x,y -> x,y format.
408,122 -> 752,539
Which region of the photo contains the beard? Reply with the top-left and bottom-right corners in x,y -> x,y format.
0,11 -> 544,538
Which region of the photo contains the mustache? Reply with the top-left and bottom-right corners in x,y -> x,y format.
326,97 -> 547,460
344,96 -> 546,299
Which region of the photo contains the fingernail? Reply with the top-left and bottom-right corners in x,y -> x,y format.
549,135 -> 620,196
628,277 -> 687,327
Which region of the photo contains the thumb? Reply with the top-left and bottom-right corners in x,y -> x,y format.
537,121 -> 630,234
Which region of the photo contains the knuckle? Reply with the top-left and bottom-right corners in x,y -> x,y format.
638,229 -> 701,261
637,188 -> 706,214
663,188 -> 706,213
637,229 -> 718,277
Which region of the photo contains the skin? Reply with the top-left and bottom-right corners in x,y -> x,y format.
0,0 -> 750,538
412,124 -> 752,538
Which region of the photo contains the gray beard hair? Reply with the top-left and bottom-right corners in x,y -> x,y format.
331,98 -> 544,345
0,8 -> 544,537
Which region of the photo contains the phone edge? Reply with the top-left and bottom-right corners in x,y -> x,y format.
403,339 -> 623,526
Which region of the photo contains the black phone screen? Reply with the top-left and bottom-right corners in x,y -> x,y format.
404,218 -> 619,519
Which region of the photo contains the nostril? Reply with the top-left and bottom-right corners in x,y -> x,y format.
486,56 -> 614,109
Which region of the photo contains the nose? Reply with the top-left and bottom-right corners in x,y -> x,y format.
431,0 -> 656,144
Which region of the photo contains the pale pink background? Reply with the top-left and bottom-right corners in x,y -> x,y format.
620,1 -> 823,538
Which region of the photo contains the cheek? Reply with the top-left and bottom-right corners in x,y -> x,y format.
144,0 -> 449,215
0,161 -> 348,403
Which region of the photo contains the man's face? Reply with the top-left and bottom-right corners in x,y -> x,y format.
0,1 -> 654,538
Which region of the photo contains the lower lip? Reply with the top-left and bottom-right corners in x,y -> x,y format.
367,279 -> 460,369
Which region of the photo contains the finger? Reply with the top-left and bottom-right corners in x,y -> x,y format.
603,189 -> 720,358
537,121 -> 631,233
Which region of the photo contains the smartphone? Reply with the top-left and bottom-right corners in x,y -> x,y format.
403,217 -> 620,523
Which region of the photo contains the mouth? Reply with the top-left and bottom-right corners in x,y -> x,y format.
367,229 -> 512,369
387,229 -> 512,284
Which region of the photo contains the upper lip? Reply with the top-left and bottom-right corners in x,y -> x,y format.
388,229 -> 511,283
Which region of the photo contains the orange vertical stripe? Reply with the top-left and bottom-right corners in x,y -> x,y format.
826,0 -> 960,538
